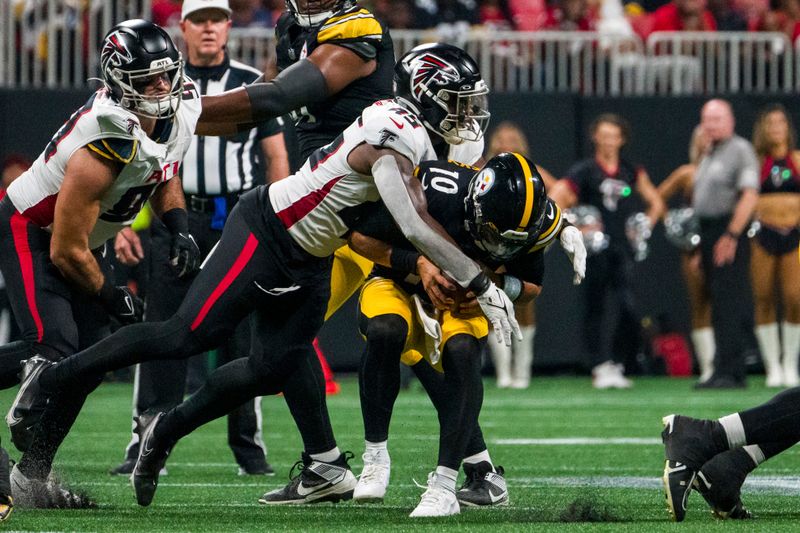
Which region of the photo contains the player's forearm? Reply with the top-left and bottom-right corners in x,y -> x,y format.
50,246 -> 105,294
348,231 -> 393,268
728,188 -> 759,236
514,280 -> 542,304
150,177 -> 187,218
372,156 -> 482,289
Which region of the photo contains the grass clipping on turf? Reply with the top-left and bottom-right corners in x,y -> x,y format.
559,493 -> 619,522
21,470 -> 97,510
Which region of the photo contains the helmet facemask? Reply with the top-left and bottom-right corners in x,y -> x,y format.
110,57 -> 184,119
436,82 -> 490,145
286,0 -> 347,27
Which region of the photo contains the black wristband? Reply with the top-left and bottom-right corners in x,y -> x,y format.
468,272 -> 492,296
245,59 -> 329,123
97,277 -> 116,305
161,208 -> 189,235
389,248 -> 420,275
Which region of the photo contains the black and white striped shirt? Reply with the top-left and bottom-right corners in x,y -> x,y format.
182,55 -> 283,196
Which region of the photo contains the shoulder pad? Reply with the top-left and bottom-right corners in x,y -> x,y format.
362,101 -> 429,166
528,198 -> 563,253
317,9 -> 383,44
447,137 -> 484,167
86,137 -> 138,164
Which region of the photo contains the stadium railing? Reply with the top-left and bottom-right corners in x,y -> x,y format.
0,4 -> 796,96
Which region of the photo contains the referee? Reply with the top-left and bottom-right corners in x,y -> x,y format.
111,0 -> 289,475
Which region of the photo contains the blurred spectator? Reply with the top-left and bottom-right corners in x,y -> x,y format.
750,104 -> 800,388
479,0 -> 515,29
1,154 -> 31,192
152,0 -> 182,27
707,0 -> 748,30
733,0 -> 772,30
649,0 -> 717,34
769,0 -> 800,41
657,126 -> 716,382
692,99 -> 759,389
545,0 -> 598,31
413,0 -> 480,28
509,0 -> 549,30
550,114 -> 665,389
231,0 -> 274,27
373,0 -> 416,29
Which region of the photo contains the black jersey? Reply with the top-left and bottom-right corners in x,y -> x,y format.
352,160 -> 563,299
760,156 -> 800,194
275,5 -> 395,161
564,158 -> 643,244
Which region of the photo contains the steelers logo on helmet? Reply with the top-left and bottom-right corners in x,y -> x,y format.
100,19 -> 184,119
473,167 -> 495,197
394,43 -> 490,146
465,152 -> 549,262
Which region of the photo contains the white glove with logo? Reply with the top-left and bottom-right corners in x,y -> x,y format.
560,225 -> 587,285
477,282 -> 522,346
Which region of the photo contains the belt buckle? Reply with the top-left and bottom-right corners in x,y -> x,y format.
190,196 -> 208,212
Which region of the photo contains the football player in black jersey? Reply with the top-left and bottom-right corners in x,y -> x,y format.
550,113 -> 664,389
346,153 -> 586,516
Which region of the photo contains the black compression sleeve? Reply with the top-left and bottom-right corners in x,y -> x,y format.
389,248 -> 420,275
244,59 -> 330,122
160,208 -> 189,235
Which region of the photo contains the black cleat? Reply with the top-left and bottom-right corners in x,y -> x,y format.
6,356 -> 55,452
457,462 -> 509,507
109,458 -> 137,476
258,452 -> 357,505
661,414 -> 722,522
695,450 -> 753,520
238,460 -> 275,476
132,412 -> 172,507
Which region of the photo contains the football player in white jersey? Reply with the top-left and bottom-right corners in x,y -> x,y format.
0,19 -> 202,506
12,43 -> 521,508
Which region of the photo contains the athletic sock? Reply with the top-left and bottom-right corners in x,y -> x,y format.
365,440 -> 389,463
462,449 -> 493,468
434,466 -> 458,492
718,414 -> 747,449
310,447 -> 341,463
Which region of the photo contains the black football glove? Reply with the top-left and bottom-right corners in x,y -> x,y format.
170,232 -> 201,279
98,283 -> 144,324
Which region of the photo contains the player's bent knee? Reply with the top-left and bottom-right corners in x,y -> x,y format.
365,314 -> 408,348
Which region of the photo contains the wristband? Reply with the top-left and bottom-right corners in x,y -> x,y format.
389,248 -> 421,275
161,208 -> 189,235
97,278 -> 116,305
502,274 -> 523,302
468,272 -> 492,296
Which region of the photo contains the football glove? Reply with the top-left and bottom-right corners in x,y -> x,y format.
98,284 -> 144,325
476,282 -> 522,346
170,232 -> 201,279
560,225 -> 587,285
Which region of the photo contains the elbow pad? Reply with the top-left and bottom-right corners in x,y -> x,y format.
245,59 -> 329,122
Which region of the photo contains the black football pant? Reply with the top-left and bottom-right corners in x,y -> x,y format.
358,313 -> 488,470
0,196 -> 110,388
120,212 -> 266,471
22,204 -> 335,479
699,217 -> 757,382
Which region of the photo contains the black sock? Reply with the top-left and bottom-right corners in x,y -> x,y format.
0,340 -> 33,390
358,314 -> 407,443
738,386 -> 800,444
283,345 -> 336,455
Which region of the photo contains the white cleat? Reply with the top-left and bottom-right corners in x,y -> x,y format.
592,361 -> 633,389
409,473 -> 460,517
353,450 -> 390,503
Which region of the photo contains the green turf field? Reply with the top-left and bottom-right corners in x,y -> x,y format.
1,376 -> 799,531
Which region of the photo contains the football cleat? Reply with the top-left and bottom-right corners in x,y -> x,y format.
410,472 -> 460,517
0,495 -> 11,522
10,465 -> 95,509
258,452 -> 357,505
132,412 -> 172,507
694,450 -> 752,520
353,449 -> 391,503
238,460 -> 275,476
457,462 -> 509,507
661,414 -> 722,522
6,356 -> 55,452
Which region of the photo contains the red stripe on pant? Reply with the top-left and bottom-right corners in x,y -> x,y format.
191,233 -> 259,332
9,212 -> 44,342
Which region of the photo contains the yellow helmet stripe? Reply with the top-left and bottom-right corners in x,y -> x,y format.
512,152 -> 534,231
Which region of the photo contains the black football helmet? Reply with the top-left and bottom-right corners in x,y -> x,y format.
285,0 -> 354,27
394,43 -> 490,145
100,19 -> 184,119
465,152 -> 549,262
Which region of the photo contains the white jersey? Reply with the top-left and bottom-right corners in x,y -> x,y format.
7,81 -> 201,249
268,98 -> 482,257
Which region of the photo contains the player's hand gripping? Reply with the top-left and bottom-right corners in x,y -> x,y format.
98,283 -> 145,325
559,225 -> 587,285
476,281 -> 522,346
170,232 -> 201,279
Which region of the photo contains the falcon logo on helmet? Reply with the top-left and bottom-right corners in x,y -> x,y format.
101,31 -> 134,69
408,54 -> 461,101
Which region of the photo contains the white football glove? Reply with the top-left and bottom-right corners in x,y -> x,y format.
476,282 -> 522,346
560,225 -> 587,285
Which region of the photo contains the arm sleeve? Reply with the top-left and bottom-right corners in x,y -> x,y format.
372,155 -> 482,288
